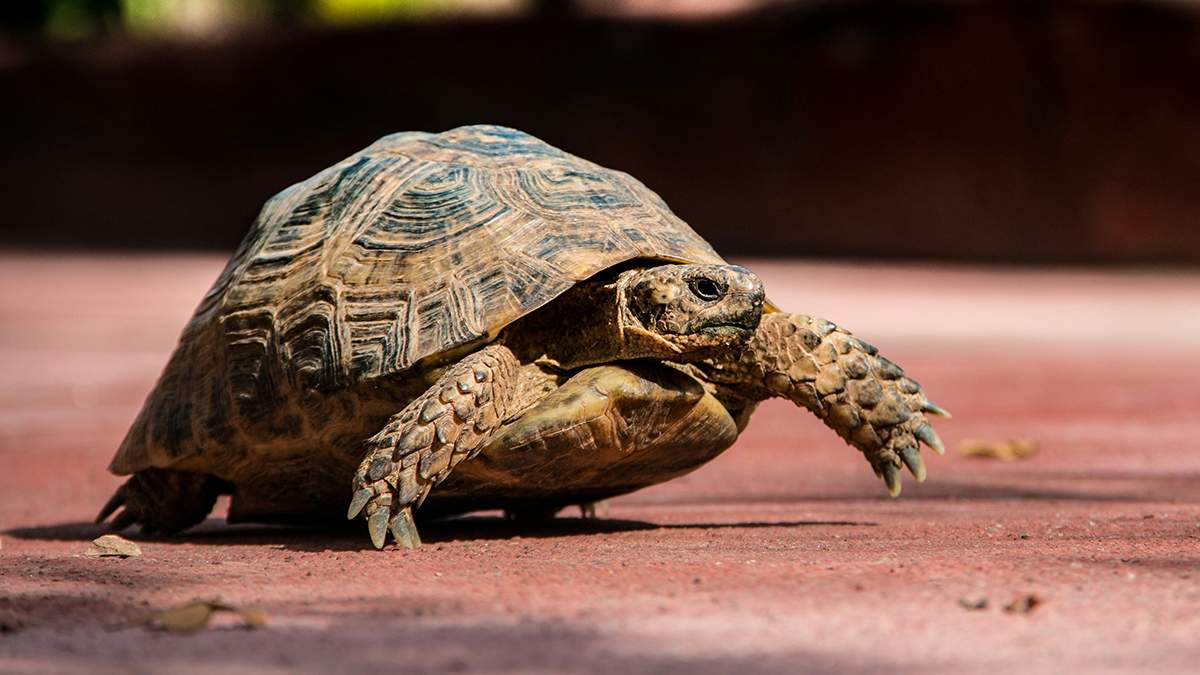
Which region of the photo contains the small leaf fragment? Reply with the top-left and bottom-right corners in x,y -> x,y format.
959,439 -> 1037,461
156,602 -> 214,635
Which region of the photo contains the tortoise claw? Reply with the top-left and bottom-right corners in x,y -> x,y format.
107,508 -> 139,534
899,447 -> 927,483
347,488 -> 373,520
922,399 -> 952,418
389,507 -> 421,549
368,509 -> 390,549
914,421 -> 945,456
95,489 -> 126,524
881,462 -> 902,497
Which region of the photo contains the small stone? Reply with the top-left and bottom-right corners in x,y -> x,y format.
84,534 -> 142,558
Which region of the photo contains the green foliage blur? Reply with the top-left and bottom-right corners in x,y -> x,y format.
0,0 -> 532,39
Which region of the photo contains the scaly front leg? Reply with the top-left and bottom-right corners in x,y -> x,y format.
693,313 -> 949,496
348,345 -> 520,549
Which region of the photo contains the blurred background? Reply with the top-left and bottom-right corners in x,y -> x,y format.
1,0 -> 1199,262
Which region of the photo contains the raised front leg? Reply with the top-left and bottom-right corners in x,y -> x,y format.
695,313 -> 949,497
348,344 -> 520,549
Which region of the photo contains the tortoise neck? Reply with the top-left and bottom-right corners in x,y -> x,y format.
692,312 -> 861,412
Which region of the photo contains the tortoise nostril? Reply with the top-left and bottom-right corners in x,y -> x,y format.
690,278 -> 723,301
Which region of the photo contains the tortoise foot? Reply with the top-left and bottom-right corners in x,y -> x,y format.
349,345 -> 519,549
95,468 -> 225,536
578,501 -> 610,519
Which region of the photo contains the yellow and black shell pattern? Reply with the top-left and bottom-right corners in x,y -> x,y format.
112,125 -> 725,476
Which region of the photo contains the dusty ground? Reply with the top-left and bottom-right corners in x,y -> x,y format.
2,252 -> 1199,674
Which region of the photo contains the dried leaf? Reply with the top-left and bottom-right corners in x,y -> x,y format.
236,609 -> 268,629
155,601 -> 215,635
958,597 -> 988,611
138,599 -> 267,635
959,439 -> 1037,461
1003,594 -> 1042,614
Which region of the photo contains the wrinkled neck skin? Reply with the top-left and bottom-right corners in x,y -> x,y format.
691,312 -> 878,413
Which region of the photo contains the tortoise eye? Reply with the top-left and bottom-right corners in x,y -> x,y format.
689,278 -> 723,302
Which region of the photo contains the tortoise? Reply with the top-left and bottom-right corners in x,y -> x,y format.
97,124 -> 948,549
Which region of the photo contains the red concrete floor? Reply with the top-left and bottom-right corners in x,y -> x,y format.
2,252 -> 1199,674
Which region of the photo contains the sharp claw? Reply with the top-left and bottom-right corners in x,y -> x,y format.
347,488 -> 373,520
368,509 -> 390,549
922,399 -> 952,418
107,508 -> 138,534
389,508 -> 422,549
881,462 -> 902,497
95,490 -> 126,524
914,421 -> 946,456
899,447 -> 927,483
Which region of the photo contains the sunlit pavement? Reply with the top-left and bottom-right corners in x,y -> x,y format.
2,252 -> 1198,674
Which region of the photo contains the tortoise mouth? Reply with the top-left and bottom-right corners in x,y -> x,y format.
693,324 -> 756,341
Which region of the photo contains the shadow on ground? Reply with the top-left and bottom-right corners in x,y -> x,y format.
4,515 -> 885,552
0,612 -> 942,675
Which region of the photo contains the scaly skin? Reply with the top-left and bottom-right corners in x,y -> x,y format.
349,344 -> 521,548
691,313 -> 949,496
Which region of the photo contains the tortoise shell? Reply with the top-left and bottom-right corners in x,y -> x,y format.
113,125 -> 726,475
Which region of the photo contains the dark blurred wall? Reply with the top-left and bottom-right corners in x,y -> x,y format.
3,0 -> 1200,262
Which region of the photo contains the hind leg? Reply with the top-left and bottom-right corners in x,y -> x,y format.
96,467 -> 226,536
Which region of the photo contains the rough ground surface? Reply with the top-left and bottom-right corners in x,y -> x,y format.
2,252 -> 1199,674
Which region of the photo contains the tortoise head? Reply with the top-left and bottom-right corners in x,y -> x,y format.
615,264 -> 765,361
504,263 -> 765,370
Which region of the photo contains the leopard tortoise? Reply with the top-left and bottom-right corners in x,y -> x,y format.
98,124 -> 948,549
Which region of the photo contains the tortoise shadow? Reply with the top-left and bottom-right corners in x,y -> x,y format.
3,516 -> 877,552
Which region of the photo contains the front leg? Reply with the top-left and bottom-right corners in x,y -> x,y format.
694,313 -> 950,497
348,344 -> 520,549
